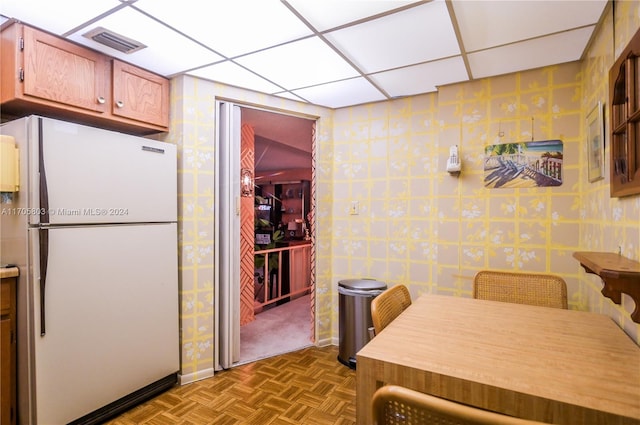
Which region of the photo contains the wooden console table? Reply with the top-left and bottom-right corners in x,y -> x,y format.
573,251 -> 640,323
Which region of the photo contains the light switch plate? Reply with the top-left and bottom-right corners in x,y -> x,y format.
349,200 -> 359,215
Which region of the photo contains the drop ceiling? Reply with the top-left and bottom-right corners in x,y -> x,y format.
0,0 -> 608,109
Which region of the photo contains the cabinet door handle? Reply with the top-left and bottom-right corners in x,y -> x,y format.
115,100 -> 124,108
97,96 -> 105,104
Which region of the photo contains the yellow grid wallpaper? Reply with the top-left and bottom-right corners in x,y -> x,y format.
328,1 -> 639,345
578,1 -> 640,341
166,1 -> 640,381
330,95 -> 439,335
328,63 -> 586,343
435,65 -> 582,289
166,77 -> 217,382
166,77 -> 335,382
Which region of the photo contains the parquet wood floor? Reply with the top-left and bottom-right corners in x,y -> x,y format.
105,346 -> 356,425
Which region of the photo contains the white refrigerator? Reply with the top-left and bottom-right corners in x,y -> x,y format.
0,116 -> 179,425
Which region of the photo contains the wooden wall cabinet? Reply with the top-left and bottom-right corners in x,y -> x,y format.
609,27 -> 640,197
1,268 -> 18,425
0,21 -> 168,134
112,59 -> 169,129
19,24 -> 109,114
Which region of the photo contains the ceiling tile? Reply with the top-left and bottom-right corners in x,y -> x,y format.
324,0 -> 459,73
286,0 -> 421,31
370,57 -> 469,97
187,61 -> 284,94
66,7 -> 223,76
468,27 -> 594,79
235,36 -> 359,90
454,0 -> 607,52
0,0 -> 610,109
134,0 -> 312,58
0,0 -> 122,34
271,91 -> 309,103
291,77 -> 387,108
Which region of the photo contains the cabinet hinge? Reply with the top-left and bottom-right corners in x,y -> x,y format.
19,68 -> 24,82
19,37 -> 24,51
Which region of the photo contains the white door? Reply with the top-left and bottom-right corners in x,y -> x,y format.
29,223 -> 179,424
215,102 -> 241,369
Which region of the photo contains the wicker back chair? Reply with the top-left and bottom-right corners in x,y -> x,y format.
372,385 -> 546,425
370,284 -> 412,336
473,270 -> 568,309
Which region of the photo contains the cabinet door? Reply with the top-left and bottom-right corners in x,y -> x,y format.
22,25 -> 109,113
0,278 -> 16,425
1,318 -> 12,425
112,60 -> 169,128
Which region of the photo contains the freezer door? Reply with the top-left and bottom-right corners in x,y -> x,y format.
26,116 -> 176,225
28,223 -> 178,424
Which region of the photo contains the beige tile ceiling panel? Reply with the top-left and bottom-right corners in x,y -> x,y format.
0,0 -> 609,108
324,1 -> 459,73
66,7 -> 223,76
135,0 -> 312,58
291,77 -> 386,109
286,0 -> 423,31
468,27 -> 595,79
235,36 -> 359,90
370,56 -> 469,97
0,0 -> 122,34
187,62 -> 284,94
453,0 -> 608,52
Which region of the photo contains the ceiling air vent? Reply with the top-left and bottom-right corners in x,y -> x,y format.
82,27 -> 146,54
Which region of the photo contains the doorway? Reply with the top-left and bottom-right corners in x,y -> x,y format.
215,101 -> 316,369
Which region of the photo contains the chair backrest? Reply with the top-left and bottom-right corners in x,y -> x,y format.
372,385 -> 547,425
473,270 -> 568,309
370,284 -> 412,335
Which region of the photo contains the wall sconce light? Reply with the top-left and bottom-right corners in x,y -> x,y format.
446,145 -> 461,176
241,168 -> 253,197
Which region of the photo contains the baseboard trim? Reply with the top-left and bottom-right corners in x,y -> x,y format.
179,342 -> 338,386
179,368 -> 215,385
317,337 -> 336,347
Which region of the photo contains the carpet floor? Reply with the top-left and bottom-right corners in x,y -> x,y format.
239,294 -> 313,364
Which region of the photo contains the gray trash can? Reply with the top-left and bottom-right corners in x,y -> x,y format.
337,278 -> 387,369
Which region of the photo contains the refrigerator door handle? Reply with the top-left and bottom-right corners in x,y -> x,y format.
38,117 -> 50,224
39,228 -> 49,336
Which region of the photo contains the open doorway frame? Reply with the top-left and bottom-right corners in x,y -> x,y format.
214,99 -> 317,369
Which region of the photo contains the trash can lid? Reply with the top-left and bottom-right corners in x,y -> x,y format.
338,278 -> 387,291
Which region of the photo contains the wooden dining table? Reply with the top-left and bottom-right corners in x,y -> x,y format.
356,294 -> 640,425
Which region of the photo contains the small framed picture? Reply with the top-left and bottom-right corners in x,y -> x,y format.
587,101 -> 604,182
